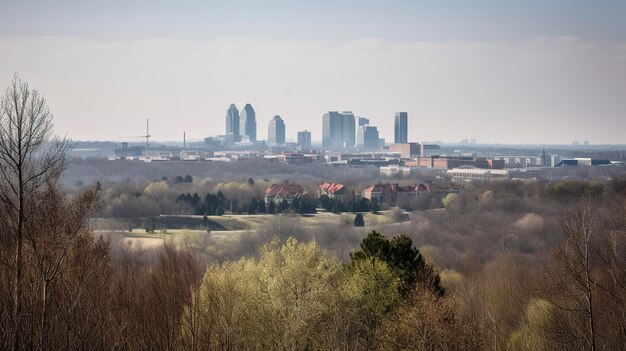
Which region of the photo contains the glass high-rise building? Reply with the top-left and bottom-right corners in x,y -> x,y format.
240,103 -> 257,142
297,130 -> 311,148
357,117 -> 370,126
268,115 -> 286,145
394,112 -> 408,143
225,104 -> 240,141
357,125 -> 379,150
322,111 -> 355,149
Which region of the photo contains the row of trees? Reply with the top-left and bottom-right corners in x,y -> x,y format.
318,195 -> 381,213
175,190 -> 319,216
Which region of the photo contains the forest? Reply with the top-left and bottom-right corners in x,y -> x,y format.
2,77 -> 626,351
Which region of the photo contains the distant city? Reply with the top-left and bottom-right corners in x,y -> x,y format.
91,102 -> 626,183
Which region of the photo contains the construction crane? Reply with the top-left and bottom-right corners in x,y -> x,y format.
118,118 -> 152,149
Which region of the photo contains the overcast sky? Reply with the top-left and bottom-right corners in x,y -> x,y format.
1,0 -> 625,144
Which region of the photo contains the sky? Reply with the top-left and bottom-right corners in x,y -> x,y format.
1,0 -> 625,144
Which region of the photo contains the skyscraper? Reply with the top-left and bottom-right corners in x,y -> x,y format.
240,103 -> 257,142
268,115 -> 286,145
297,130 -> 311,148
394,112 -> 408,143
357,117 -> 370,126
357,125 -> 380,150
322,111 -> 355,149
225,104 -> 240,141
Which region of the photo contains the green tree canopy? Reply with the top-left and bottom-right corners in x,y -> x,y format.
350,231 -> 444,296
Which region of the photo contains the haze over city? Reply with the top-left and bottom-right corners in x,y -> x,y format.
4,2 -> 626,350
1,0 -> 625,144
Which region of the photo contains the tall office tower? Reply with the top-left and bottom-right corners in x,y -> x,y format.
268,115 -> 286,145
322,111 -> 341,148
357,125 -> 380,149
225,104 -> 240,141
341,111 -> 355,148
394,112 -> 408,143
322,111 -> 355,149
356,125 -> 364,147
297,130 -> 311,148
357,117 -> 370,126
240,103 -> 257,142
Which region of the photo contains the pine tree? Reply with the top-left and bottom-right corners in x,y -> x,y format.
215,205 -> 225,216
350,231 -> 444,296
354,213 -> 365,227
351,199 -> 358,213
257,199 -> 267,213
268,201 -> 276,214
248,197 -> 258,214
371,198 -> 380,213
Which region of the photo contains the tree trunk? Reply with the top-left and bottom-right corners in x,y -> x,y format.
13,233 -> 23,351
40,280 -> 48,351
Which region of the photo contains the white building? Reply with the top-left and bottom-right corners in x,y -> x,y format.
447,168 -> 509,181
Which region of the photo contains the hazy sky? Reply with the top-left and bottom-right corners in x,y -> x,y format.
1,0 -> 625,144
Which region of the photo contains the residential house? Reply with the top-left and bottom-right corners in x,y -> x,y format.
264,183 -> 307,205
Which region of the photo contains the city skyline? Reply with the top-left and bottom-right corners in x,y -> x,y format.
1,1 -> 625,144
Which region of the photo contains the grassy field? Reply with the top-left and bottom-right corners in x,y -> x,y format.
92,211 -> 393,233
92,211 -> 397,255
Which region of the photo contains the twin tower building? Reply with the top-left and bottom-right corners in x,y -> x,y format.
225,103 -> 285,145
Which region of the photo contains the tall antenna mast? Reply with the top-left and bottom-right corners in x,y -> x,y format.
183,131 -> 186,149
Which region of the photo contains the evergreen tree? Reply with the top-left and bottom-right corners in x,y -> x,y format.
371,198 -> 380,213
215,205 -> 225,216
351,199 -> 358,213
184,174 -> 193,183
319,194 -> 331,211
257,199 -> 267,213
191,193 -> 201,207
290,198 -> 301,213
267,201 -> 276,214
350,231 -> 444,296
359,197 -> 370,212
248,197 -> 258,214
354,213 -> 365,227
174,175 -> 184,184
278,199 -> 290,213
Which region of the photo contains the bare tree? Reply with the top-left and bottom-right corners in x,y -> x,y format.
545,202 -> 599,351
0,74 -> 71,350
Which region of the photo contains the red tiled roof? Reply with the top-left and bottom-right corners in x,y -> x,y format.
320,182 -> 345,195
265,184 -> 307,198
363,183 -> 431,194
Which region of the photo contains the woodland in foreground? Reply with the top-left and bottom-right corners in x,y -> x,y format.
1,76 -> 626,350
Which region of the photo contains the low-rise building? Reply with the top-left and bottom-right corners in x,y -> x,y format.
417,156 -> 503,169
362,183 -> 430,205
447,168 -> 509,181
379,166 -> 415,176
319,182 -> 349,202
264,183 -> 307,204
